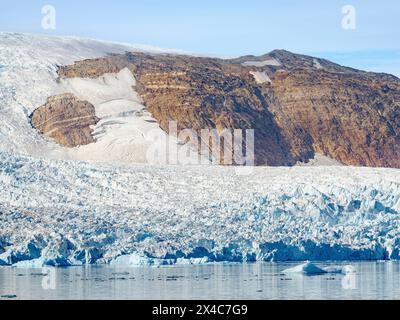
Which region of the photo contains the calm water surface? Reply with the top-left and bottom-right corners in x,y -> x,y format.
1,261 -> 399,300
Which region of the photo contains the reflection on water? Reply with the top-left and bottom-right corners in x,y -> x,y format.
0,261 -> 399,300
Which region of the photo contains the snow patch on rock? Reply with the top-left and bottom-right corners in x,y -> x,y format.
297,153 -> 343,166
283,262 -> 327,275
249,71 -> 272,84
55,68 -> 198,164
242,59 -> 281,67
313,58 -> 324,70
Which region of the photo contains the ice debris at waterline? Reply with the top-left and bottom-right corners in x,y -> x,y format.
282,262 -> 356,275
0,151 -> 400,267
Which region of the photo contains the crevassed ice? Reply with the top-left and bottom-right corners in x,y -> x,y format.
0,152 -> 399,266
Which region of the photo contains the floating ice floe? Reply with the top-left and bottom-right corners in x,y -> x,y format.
283,262 -> 327,275
283,262 -> 356,275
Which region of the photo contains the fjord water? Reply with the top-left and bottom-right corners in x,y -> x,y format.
1,262 -> 399,300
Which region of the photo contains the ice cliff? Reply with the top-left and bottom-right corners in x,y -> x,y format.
0,152 -> 399,266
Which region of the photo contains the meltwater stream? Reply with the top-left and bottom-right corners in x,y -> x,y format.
1,262 -> 400,300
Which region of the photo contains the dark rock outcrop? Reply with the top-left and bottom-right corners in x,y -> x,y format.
31,93 -> 99,147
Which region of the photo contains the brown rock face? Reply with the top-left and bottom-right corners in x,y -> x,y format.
57,54 -> 130,79
31,93 -> 99,147
265,68 -> 400,167
56,50 -> 400,167
128,53 -> 293,165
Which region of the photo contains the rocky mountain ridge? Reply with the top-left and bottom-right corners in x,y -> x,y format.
32,49 -> 400,167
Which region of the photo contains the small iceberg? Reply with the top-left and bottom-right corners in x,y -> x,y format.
283,262 -> 327,275
283,262 -> 356,275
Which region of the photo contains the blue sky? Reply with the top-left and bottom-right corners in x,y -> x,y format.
1,0 -> 399,76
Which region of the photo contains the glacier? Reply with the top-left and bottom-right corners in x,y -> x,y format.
0,151 -> 399,266
0,33 -> 400,267
0,32 -> 202,165
0,32 -> 179,161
